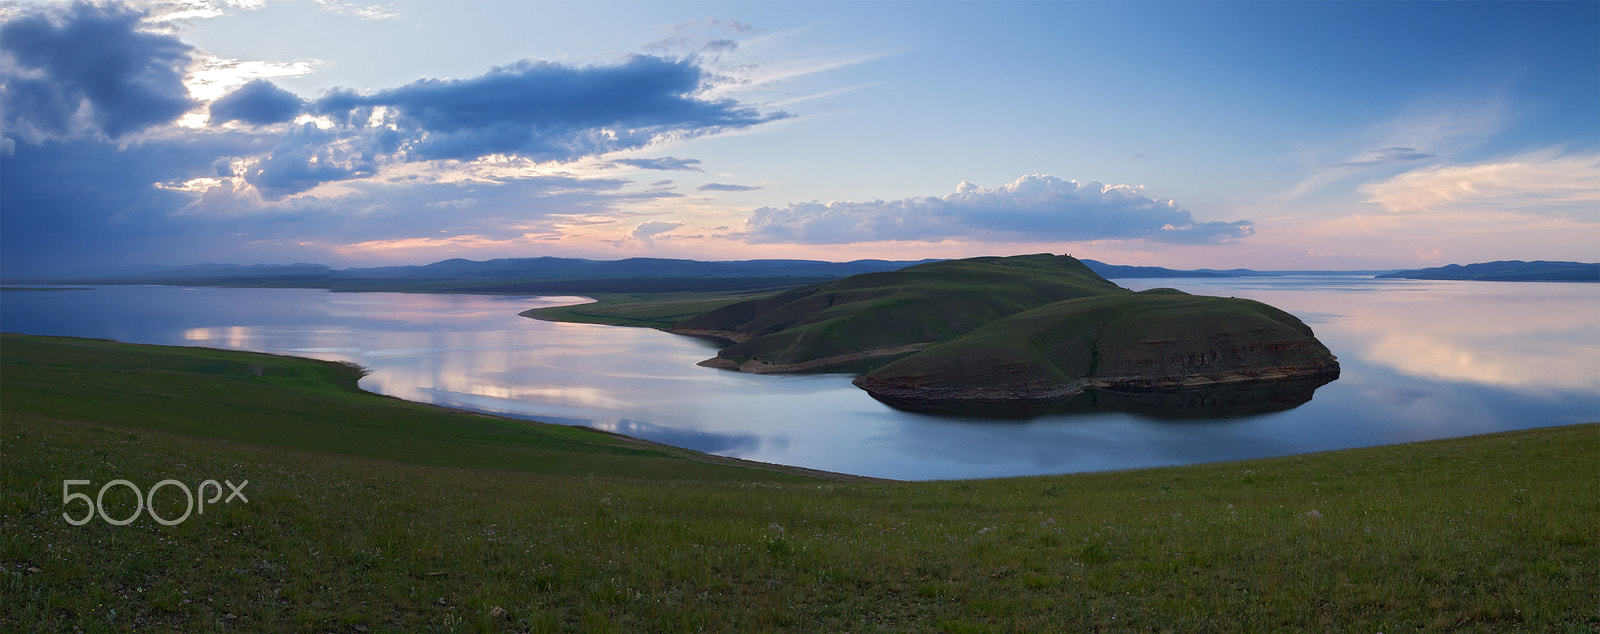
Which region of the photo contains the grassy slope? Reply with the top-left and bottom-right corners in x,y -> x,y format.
3,336 -> 1596,632
673,254 -> 1128,368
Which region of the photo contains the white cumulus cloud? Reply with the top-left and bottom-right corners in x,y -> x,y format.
735,174 -> 1252,245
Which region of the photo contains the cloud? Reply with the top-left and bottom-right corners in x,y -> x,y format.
0,133 -> 275,277
187,58 -> 315,102
149,0 -> 267,22
611,156 -> 704,171
736,175 -> 1253,245
629,221 -> 682,242
206,54 -> 791,197
698,182 -> 762,192
208,79 -> 304,125
309,55 -> 787,163
1333,146 -> 1436,168
1362,151 -> 1600,217
240,123 -> 389,198
0,1 -> 197,141
312,0 -> 399,21
645,18 -> 755,57
0,3 -> 796,272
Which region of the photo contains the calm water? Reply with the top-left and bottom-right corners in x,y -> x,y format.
3,277 -> 1596,480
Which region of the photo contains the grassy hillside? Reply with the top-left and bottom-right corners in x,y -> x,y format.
3,335 -> 1597,632
672,254 -> 1128,371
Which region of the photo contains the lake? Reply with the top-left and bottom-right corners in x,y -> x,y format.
3,277 -> 1596,480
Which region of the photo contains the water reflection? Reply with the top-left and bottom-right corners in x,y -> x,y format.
2,280 -> 1595,480
1123,278 -> 1600,395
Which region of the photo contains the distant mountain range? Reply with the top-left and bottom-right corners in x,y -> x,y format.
15,258 -> 942,293
1376,261 -> 1599,282
15,255 -> 1591,292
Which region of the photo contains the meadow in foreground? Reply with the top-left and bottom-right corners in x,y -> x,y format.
2,334 -> 1595,632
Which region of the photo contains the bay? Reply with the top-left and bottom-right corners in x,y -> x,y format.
3,276 -> 1596,480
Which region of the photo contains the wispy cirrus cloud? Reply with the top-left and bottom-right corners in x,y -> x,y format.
610,156 -> 704,172
736,175 -> 1252,245
1287,99 -> 1506,201
699,182 -> 761,192
1332,146 -> 1436,168
1362,150 -> 1600,217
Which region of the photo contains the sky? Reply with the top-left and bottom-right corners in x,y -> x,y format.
1,0 -> 1596,276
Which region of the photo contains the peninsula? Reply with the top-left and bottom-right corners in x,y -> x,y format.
530,254 -> 1340,413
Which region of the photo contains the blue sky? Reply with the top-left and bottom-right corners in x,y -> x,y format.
1,0 -> 1595,276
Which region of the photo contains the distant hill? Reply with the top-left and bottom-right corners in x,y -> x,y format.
1079,260 -> 1228,278
338,257 -> 937,280
73,263 -> 334,288
1376,261 -> 1599,282
25,257 -> 939,293
1080,260 -> 1398,278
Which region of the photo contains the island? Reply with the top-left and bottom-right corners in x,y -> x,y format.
533,254 -> 1340,416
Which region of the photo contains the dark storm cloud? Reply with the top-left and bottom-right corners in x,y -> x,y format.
736,175 -> 1253,245
0,2 -> 196,141
0,133 -> 275,278
208,79 -> 305,126
611,156 -> 704,171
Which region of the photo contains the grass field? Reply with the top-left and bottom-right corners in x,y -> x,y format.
3,334 -> 1597,632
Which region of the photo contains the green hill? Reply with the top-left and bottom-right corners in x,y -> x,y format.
1376,260 -> 1599,282
670,254 -> 1127,373
656,254 -> 1339,410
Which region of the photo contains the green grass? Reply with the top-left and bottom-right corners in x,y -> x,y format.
671,254 -> 1129,370
3,335 -> 1597,632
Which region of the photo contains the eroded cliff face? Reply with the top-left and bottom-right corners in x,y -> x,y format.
1091,336 -> 1340,390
